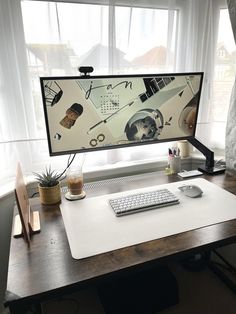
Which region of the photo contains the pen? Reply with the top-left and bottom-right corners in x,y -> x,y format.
168,148 -> 173,156
168,147 -> 179,157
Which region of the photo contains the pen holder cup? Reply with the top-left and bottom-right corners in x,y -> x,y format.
168,156 -> 181,174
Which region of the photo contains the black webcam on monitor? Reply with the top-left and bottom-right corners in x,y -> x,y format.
78,66 -> 94,76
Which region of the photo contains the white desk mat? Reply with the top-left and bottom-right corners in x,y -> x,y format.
60,178 -> 236,259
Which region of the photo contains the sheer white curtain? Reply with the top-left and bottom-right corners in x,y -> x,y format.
0,0 -> 36,181
225,0 -> 236,173
176,0 -> 222,146
0,0 -> 229,182
0,0 -> 36,142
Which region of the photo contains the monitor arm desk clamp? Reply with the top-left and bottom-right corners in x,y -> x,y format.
188,137 -> 225,175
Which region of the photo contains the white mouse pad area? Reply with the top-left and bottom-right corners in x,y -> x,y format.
60,178 -> 236,259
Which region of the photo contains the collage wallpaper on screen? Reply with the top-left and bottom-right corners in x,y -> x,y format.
41,74 -> 202,155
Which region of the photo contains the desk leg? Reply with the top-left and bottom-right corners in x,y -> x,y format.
7,301 -> 42,314
208,250 -> 236,293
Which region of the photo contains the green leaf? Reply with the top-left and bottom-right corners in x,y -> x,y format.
33,166 -> 62,187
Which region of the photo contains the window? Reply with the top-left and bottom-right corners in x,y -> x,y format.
21,0 -> 178,171
0,0 -> 234,182
21,1 -> 178,138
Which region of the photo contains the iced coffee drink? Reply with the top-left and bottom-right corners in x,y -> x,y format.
67,176 -> 83,195
66,166 -> 86,200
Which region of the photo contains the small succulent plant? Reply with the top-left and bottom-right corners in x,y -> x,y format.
34,166 -> 62,187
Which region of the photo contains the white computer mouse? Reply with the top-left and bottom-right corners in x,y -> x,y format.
178,185 -> 203,198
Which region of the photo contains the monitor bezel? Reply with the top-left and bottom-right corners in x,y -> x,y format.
40,72 -> 204,156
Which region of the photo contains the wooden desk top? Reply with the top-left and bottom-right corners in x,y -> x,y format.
6,171 -> 236,307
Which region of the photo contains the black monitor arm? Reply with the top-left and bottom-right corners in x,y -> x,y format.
188,137 -> 214,169
188,137 -> 225,175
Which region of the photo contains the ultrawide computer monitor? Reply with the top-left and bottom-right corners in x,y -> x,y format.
40,72 -> 203,156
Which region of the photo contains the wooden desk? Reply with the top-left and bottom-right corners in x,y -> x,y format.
5,172 -> 236,313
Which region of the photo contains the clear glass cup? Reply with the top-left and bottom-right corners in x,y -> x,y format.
66,167 -> 84,196
168,155 -> 181,174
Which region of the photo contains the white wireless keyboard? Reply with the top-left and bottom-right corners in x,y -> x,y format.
109,189 -> 179,216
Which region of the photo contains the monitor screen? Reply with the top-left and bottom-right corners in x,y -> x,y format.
40,72 -> 203,156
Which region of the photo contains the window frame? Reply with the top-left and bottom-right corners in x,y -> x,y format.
0,0 -> 231,184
